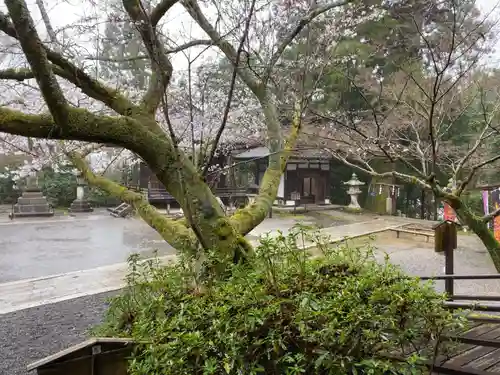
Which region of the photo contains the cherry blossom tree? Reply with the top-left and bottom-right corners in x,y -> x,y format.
307,0 -> 500,269
0,0 -> 363,273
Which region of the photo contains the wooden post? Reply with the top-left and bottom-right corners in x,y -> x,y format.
444,222 -> 454,300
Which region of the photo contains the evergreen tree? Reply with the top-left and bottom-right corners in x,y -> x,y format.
98,0 -> 152,90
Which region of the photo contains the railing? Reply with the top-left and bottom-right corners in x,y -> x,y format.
419,273 -> 500,312
419,233 -> 500,312
146,187 -> 251,202
147,188 -> 175,202
214,187 -> 249,198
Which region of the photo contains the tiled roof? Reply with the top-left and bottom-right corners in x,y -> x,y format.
232,145 -> 330,159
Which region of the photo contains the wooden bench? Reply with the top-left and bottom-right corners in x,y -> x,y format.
389,228 -> 435,242
147,188 -> 175,202
107,203 -> 133,218
214,187 -> 250,208
214,187 -> 248,198
146,187 -> 251,212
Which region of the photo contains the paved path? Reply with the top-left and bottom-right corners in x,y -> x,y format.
0,218 -> 399,315
0,212 -> 328,283
0,211 -> 174,283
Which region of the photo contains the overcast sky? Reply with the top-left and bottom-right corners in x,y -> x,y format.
1,0 -> 500,70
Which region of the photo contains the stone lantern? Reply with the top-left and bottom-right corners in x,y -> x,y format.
10,170 -> 54,218
69,172 -> 93,213
343,173 -> 365,209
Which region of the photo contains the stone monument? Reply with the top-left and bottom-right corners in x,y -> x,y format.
69,173 -> 93,213
343,173 -> 365,209
11,171 -> 54,218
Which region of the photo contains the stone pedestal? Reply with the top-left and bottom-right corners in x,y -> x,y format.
347,187 -> 362,209
69,186 -> 93,213
12,186 -> 54,218
69,199 -> 93,213
344,173 -> 365,210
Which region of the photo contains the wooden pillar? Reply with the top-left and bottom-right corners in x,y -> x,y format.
444,222 -> 455,300
254,160 -> 259,186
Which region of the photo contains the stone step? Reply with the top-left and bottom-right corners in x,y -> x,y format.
13,204 -> 52,214
69,200 -> 93,213
16,197 -> 51,205
21,191 -> 45,197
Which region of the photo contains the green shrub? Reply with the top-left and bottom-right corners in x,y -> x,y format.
40,168 -> 77,207
462,191 -> 485,216
94,227 -> 465,375
0,175 -> 19,204
88,186 -> 121,207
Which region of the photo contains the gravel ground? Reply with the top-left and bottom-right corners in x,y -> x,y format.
372,234 -> 500,298
0,291 -> 117,375
2,230 -> 499,374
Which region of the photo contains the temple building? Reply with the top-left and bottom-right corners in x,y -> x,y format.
231,146 -> 331,205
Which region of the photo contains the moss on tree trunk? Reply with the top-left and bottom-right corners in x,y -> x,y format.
449,198 -> 500,272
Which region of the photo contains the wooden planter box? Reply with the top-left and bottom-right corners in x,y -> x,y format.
27,338 -> 134,375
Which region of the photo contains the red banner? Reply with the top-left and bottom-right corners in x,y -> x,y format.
443,203 -> 456,222
495,203 -> 500,242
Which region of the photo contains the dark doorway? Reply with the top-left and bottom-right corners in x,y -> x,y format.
300,174 -> 326,204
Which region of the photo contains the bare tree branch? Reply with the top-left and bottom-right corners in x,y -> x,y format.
0,12 -> 137,116
202,0 -> 257,176
84,39 -> 213,63
123,0 -> 173,113
264,0 -> 351,81
5,0 -> 69,126
69,151 -> 197,249
151,0 -> 178,27
182,0 -> 263,94
323,148 -> 432,190
35,0 -> 57,43
454,94 -> 500,191
458,154 -> 500,194
483,206 -> 500,223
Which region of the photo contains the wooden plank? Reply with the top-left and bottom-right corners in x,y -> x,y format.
445,326 -> 500,367
448,336 -> 500,349
395,322 -> 486,360
487,360 -> 500,373
466,348 -> 500,371
458,321 -> 487,335
27,337 -> 134,371
432,363 -> 500,375
467,315 -> 500,324
436,324 -> 500,365
462,324 -> 500,338
390,228 -> 434,237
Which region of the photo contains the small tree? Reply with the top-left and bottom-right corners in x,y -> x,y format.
309,0 -> 500,269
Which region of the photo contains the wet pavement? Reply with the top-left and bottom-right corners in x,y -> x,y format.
0,210 -> 174,283
0,209 -> 350,284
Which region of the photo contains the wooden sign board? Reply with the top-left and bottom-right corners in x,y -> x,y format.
27,338 -> 134,375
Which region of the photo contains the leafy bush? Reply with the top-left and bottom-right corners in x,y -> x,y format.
94,227 -> 465,375
0,174 -> 19,204
462,191 -> 485,216
40,168 -> 77,207
88,186 -> 121,207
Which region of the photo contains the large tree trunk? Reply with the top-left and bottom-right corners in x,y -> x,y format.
72,150 -> 256,275
449,198 -> 500,272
